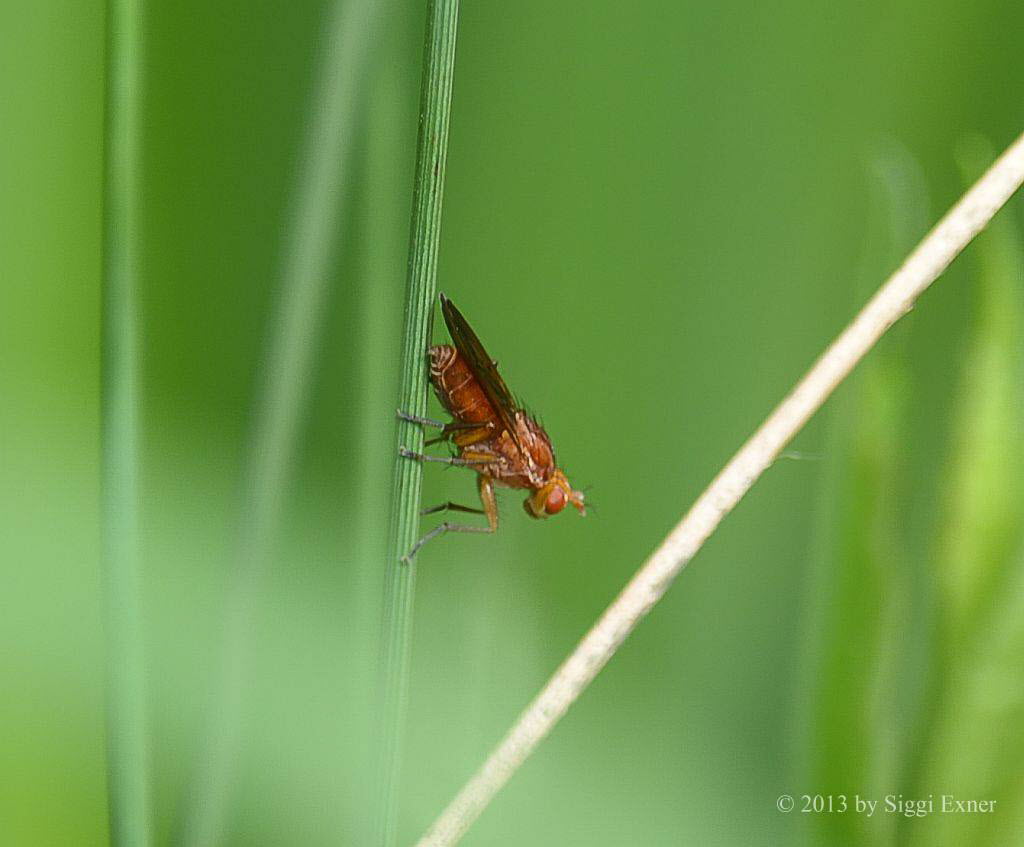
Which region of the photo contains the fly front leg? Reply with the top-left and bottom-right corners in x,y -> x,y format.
401,475 -> 500,563
400,522 -> 493,564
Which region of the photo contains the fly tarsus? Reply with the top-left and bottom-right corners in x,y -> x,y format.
396,409 -> 445,429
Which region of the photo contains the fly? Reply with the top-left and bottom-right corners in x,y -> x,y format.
398,293 -> 585,561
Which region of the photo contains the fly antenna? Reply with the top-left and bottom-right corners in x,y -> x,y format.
580,484 -> 596,515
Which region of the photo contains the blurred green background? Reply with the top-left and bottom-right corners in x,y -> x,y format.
3,1 -> 1023,845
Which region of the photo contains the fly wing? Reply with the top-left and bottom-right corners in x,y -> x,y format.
440,293 -> 523,451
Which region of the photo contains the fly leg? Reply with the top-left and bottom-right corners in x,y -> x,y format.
420,502 -> 485,517
401,523 -> 491,564
448,423 -> 495,448
398,447 -> 490,468
396,409 -> 446,429
402,476 -> 499,563
395,410 -> 489,447
427,421 -> 490,448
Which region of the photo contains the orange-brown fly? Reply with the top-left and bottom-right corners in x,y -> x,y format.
398,293 -> 585,561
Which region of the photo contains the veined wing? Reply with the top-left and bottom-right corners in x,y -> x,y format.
439,293 -> 522,452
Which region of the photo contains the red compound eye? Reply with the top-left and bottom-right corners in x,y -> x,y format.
544,486 -> 567,515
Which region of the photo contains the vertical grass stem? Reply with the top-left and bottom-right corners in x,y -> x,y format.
375,2 -> 461,845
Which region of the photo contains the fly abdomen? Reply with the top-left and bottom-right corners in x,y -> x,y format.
429,344 -> 498,425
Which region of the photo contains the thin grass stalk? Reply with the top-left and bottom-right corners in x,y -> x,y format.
177,3 -> 385,845
375,2 -> 460,844
415,132 -> 1024,846
101,0 -> 151,843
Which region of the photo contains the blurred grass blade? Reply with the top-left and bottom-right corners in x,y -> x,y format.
804,366 -> 909,847
913,550 -> 1024,847
341,60 -> 410,845
375,2 -> 461,845
178,2 -> 387,845
910,136 -> 1024,847
101,0 -> 152,843
797,144 -> 927,847
935,136 -> 1024,636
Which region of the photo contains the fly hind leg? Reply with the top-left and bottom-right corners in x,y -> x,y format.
402,476 -> 499,563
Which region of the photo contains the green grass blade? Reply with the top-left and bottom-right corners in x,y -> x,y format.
375,2 -> 461,844
101,0 -> 151,843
